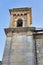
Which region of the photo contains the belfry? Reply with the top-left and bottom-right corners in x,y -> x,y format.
2,7 -> 43,65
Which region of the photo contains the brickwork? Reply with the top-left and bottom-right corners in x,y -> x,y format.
9,8 -> 32,28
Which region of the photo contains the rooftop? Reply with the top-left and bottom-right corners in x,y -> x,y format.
9,7 -> 31,14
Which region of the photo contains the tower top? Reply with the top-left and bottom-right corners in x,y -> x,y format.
9,7 -> 31,14
9,7 -> 32,28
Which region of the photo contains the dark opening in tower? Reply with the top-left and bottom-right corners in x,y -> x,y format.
17,19 -> 23,27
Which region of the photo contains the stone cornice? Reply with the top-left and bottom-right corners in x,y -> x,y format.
4,27 -> 35,35
9,7 -> 31,14
4,27 -> 43,36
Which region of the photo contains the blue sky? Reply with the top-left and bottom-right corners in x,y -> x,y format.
0,0 -> 43,61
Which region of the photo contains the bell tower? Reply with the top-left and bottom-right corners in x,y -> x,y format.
2,7 -> 36,65
9,8 -> 32,28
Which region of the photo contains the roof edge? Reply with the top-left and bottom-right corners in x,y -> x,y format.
9,7 -> 32,14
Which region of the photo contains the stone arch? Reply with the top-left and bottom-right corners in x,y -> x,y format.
17,18 -> 23,27
15,16 -> 24,21
15,17 -> 24,27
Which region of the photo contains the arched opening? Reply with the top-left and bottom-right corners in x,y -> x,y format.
17,19 -> 23,27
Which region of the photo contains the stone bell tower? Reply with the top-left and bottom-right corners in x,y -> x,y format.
2,7 -> 36,65
9,8 -> 32,28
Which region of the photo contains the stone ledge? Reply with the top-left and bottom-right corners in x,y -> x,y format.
4,27 -> 43,36
4,27 -> 36,35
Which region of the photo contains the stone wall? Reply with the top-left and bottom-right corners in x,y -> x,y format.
2,27 -> 43,65
36,35 -> 43,65
2,29 -> 35,65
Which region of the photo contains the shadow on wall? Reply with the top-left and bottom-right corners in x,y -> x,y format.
0,61 -> 2,65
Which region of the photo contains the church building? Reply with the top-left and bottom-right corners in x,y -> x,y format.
2,7 -> 43,65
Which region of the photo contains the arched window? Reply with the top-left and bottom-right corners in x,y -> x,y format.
17,19 -> 23,27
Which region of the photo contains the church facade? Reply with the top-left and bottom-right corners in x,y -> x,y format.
2,7 -> 43,65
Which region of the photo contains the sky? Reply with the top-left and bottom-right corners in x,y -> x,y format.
0,0 -> 43,61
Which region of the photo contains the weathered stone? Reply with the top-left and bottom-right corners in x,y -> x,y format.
2,7 -> 43,65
